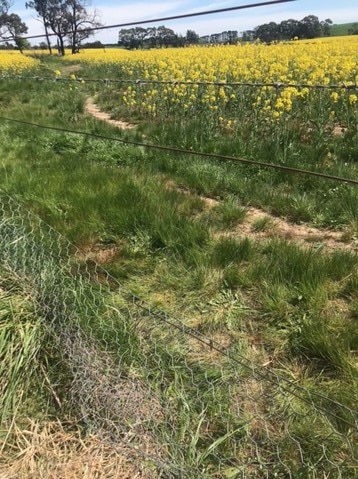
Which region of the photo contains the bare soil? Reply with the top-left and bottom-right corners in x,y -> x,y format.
61,64 -> 83,74
85,97 -> 136,130
225,206 -> 357,253
79,242 -> 120,265
84,102 -> 357,254
166,180 -> 357,253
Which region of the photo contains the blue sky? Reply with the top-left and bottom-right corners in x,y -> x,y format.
12,0 -> 358,43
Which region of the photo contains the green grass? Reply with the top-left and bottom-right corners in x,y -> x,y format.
0,55 -> 357,477
251,215 -> 275,232
330,22 -> 358,36
0,272 -> 49,431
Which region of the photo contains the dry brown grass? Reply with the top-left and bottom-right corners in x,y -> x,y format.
0,420 -> 154,479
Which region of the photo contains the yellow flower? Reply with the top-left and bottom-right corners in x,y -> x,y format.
275,99 -> 285,110
52,37 -> 358,122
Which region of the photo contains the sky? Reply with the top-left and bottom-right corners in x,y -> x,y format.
10,0 -> 358,44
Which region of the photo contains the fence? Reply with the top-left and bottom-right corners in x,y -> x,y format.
2,74 -> 358,90
0,190 -> 357,478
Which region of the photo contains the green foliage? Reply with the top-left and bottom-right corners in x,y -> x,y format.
331,22 -> 358,36
203,196 -> 247,230
212,237 -> 253,268
0,56 -> 357,476
242,15 -> 333,42
0,275 -> 48,426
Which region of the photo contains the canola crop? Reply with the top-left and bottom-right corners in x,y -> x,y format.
0,51 -> 39,73
63,36 -> 358,126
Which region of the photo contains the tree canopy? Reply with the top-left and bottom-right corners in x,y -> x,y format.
242,15 -> 333,42
0,1 -> 29,52
26,0 -> 102,55
118,26 -> 198,49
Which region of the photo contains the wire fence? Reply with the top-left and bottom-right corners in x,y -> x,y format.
0,189 -> 357,478
1,115 -> 357,186
1,59 -> 357,188
2,74 -> 358,90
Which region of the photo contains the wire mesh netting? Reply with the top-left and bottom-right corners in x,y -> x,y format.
0,190 -> 357,478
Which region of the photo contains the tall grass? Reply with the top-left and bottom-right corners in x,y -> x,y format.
0,272 -> 48,431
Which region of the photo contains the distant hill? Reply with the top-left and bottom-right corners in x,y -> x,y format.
330,22 -> 358,36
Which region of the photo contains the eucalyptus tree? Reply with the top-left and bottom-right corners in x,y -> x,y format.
26,0 -> 102,55
66,0 -> 101,54
26,0 -> 52,54
0,1 -> 28,52
0,0 -> 10,15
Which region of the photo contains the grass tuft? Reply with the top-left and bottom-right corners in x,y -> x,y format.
211,237 -> 254,268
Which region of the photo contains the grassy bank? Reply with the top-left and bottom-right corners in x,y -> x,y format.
0,53 -> 357,477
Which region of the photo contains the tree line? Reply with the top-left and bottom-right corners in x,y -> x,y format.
242,15 -> 333,42
1,3 -> 356,55
0,0 -> 100,54
118,27 -> 200,49
348,23 -> 358,35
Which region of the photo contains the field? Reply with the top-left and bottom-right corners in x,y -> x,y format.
0,50 -> 39,72
331,22 -> 358,36
0,37 -> 357,478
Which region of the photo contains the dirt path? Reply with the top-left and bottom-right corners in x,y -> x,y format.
84,102 -> 356,254
224,206 -> 357,252
85,97 -> 136,130
166,182 -> 357,253
61,64 -> 83,74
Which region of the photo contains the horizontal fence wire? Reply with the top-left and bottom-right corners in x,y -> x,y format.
0,188 -> 357,478
0,0 -> 296,43
0,115 -> 357,186
2,74 -> 358,90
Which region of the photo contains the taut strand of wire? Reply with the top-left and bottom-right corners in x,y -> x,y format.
0,0 -> 296,42
0,115 -> 357,186
2,74 -> 358,91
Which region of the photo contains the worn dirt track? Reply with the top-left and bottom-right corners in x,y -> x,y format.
85,101 -> 357,254
85,97 -> 135,130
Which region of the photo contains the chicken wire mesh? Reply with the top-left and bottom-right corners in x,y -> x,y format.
0,190 -> 357,478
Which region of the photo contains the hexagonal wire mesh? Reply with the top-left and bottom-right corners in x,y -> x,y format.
0,190 -> 357,478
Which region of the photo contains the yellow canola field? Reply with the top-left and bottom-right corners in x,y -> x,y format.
64,36 -> 358,123
0,51 -> 39,73
66,36 -> 358,85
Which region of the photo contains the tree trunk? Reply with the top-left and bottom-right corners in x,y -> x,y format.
71,3 -> 76,54
57,35 -> 65,55
71,30 -> 76,54
44,21 -> 52,55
